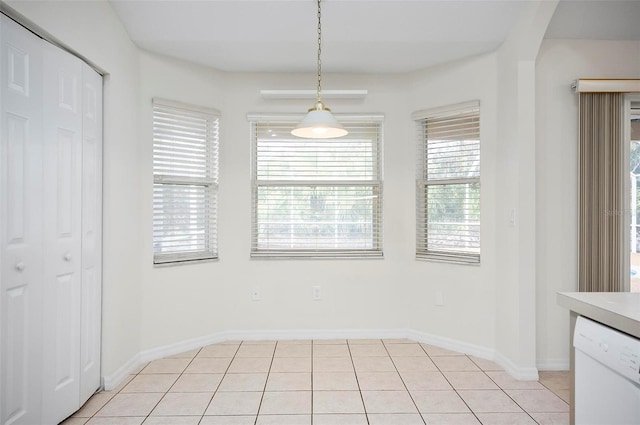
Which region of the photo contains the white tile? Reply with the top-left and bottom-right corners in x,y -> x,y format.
313,345 -> 351,357
529,412 -> 570,425
313,414 -> 367,425
385,344 -> 427,357
270,357 -> 312,372
184,358 -> 232,374
431,356 -> 480,372
420,344 -> 465,357
218,373 -> 267,391
142,416 -> 201,425
356,372 -> 405,391
352,356 -> 396,373
368,414 -> 425,425
400,371 -> 452,391
236,344 -> 276,358
121,374 -> 179,393
313,339 -> 348,345
503,389 -> 569,413
485,371 -> 545,390
86,418 -> 144,425
266,372 -> 311,391
198,344 -> 239,358
200,416 -> 256,425
349,344 -> 389,357
205,391 -> 263,416
313,357 -> 354,372
150,392 -> 212,416
96,393 -> 164,417
457,390 -> 523,413
392,356 -> 438,372
443,371 -> 500,390
170,373 -> 223,392
474,413 -> 537,425
421,413 -> 482,424
274,344 -> 312,357
227,357 -> 272,373
259,391 -> 312,415
140,359 -> 190,374
361,391 -> 418,414
313,372 -> 359,391
313,391 -> 365,414
411,390 -> 470,414
256,415 -> 311,425
73,393 -> 116,417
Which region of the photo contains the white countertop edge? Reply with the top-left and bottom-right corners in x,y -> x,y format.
557,292 -> 640,339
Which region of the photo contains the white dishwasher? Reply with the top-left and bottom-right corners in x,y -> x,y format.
574,316 -> 640,425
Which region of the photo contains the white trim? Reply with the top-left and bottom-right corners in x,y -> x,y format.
411,100 -> 480,121
102,353 -> 143,390
153,97 -> 221,117
102,328 -> 543,390
261,90 -> 368,100
247,112 -> 385,122
574,79 -> 640,93
494,352 -> 540,381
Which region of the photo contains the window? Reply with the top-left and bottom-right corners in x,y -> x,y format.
250,114 -> 383,258
414,101 -> 480,264
152,99 -> 219,264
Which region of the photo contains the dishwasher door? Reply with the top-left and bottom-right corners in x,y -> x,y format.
574,316 -> 640,425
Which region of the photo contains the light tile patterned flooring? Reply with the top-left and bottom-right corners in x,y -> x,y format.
62,339 -> 570,425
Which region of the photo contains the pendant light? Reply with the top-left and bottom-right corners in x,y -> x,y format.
291,0 -> 348,139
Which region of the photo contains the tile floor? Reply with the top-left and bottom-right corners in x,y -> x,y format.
62,339 -> 570,425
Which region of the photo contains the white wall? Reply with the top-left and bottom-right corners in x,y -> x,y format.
138,51 -> 417,351
8,0 -> 628,385
404,53 -> 499,353
535,39 -> 640,369
4,0 -> 143,379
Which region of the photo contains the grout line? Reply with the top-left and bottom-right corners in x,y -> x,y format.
253,340 -> 277,425
347,338 -> 370,425
200,341 -> 241,422
382,340 -> 427,425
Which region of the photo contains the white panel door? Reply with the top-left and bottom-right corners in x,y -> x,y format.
0,16 -> 44,425
41,41 -> 83,425
79,63 -> 102,404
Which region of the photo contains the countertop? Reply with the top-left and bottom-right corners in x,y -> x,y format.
557,292 -> 640,339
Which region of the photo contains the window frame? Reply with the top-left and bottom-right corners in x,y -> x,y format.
249,113 -> 384,259
413,101 -> 481,264
152,98 -> 220,265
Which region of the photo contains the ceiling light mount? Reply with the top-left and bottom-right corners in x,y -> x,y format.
291,0 -> 348,139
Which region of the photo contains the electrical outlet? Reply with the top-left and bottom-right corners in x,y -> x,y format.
435,290 -> 444,306
251,287 -> 261,301
312,285 -> 321,300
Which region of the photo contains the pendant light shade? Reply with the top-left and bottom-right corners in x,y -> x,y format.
291,0 -> 348,139
291,100 -> 348,139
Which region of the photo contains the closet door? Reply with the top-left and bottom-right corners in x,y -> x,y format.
79,63 -> 102,404
41,41 -> 83,425
0,16 -> 44,425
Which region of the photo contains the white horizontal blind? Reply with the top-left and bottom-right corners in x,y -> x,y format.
415,102 -> 480,263
153,99 -> 219,264
251,116 -> 383,258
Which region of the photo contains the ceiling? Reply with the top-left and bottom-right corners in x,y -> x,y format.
109,0 -> 640,74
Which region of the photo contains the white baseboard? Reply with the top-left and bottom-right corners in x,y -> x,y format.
494,351 -> 539,381
103,327 -> 541,390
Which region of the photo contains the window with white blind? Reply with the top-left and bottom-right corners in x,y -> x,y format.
414,101 -> 480,264
153,99 -> 219,264
250,114 -> 383,258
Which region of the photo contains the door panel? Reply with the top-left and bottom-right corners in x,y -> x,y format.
41,40 -> 83,425
1,15 -> 44,425
80,64 -> 102,403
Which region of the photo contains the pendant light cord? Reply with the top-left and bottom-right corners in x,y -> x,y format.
316,0 -> 323,103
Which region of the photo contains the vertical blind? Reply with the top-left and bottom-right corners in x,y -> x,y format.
578,93 -> 625,292
250,115 -> 383,258
414,101 -> 480,263
153,99 -> 219,264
